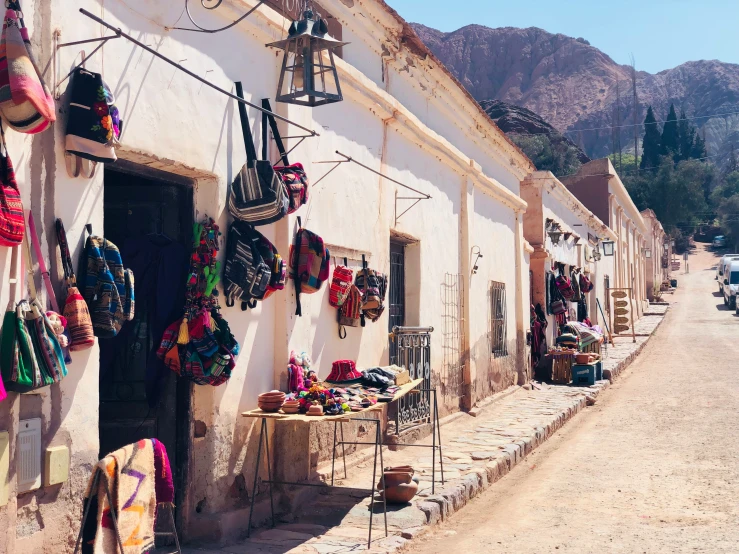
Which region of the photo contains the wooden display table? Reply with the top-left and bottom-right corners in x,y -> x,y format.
242,378 -> 444,548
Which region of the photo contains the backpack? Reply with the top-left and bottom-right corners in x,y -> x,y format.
223,221 -> 272,311
79,225 -> 134,338
290,227 -> 330,317
329,265 -> 353,309
579,272 -> 594,293
338,284 -> 362,338
555,274 -> 575,301
356,268 -> 387,323
253,230 -> 286,300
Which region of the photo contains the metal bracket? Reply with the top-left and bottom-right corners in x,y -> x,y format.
169,0 -> 265,34
52,8 -> 321,138
313,150 -> 431,225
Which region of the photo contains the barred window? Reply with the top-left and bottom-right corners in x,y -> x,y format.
491,281 -> 508,357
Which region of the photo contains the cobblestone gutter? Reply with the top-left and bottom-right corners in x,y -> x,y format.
178,306 -> 667,554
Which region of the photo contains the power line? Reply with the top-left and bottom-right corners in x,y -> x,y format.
562,108 -> 739,135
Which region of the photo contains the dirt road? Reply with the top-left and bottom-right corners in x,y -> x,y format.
408,245 -> 739,553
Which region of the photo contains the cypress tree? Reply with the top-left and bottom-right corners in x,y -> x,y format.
640,106 -> 662,169
691,132 -> 707,160
677,109 -> 695,162
661,103 -> 679,157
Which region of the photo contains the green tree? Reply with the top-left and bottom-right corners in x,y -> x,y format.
718,194 -> 739,249
677,109 -> 695,162
728,143 -> 738,173
660,104 -> 679,157
691,132 -> 707,160
711,171 -> 739,204
647,157 -> 707,229
508,134 -> 582,177
640,106 -> 661,169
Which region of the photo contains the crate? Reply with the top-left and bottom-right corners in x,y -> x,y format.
571,363 -> 596,387
550,352 -> 574,384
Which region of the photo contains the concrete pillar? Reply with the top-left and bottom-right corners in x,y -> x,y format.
514,210 -> 528,385
460,174 -> 474,410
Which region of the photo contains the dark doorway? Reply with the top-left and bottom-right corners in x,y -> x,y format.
388,239 -> 406,364
99,163 -> 193,534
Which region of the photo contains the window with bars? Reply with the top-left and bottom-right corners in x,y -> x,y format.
490,281 -> 508,358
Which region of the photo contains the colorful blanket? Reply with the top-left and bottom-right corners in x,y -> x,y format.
82,440 -> 157,554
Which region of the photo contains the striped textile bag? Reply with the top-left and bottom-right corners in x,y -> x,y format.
0,8 -> 55,134
0,131 -> 23,246
289,227 -> 330,317
56,219 -> 94,351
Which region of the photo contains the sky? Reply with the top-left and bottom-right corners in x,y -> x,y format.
387,0 -> 739,73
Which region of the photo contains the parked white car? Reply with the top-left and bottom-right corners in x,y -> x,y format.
722,260 -> 739,309
717,254 -> 739,293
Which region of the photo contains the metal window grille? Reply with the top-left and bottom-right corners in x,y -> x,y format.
391,326 -> 433,433
441,273 -> 464,401
604,275 -> 611,315
490,281 -> 508,358
388,241 -> 406,364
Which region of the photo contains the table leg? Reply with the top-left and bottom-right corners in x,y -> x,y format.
431,389 -> 437,494
247,417 -> 267,538
435,389 -> 445,486
263,418 -> 276,528
340,420 -> 347,479
368,419 -> 380,549
377,419 -> 388,537
331,420 -> 338,486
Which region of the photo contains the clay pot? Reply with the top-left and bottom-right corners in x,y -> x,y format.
258,391 -> 286,413
382,481 -> 419,504
282,400 -> 300,414
575,353 -> 591,364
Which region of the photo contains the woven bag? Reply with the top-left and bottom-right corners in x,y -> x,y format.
0,130 -> 23,246
56,219 -> 94,351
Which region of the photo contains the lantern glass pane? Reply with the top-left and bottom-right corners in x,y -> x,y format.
602,240 -> 615,256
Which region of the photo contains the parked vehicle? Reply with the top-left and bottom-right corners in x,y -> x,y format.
722,260 -> 739,309
717,254 -> 739,293
713,235 -> 727,249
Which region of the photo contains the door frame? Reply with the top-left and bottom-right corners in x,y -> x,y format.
103,160 -> 195,534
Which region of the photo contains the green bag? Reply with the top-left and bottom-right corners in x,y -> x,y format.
1,238 -> 67,393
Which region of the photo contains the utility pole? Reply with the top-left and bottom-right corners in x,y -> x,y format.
616,80 -> 623,174
630,55 -> 639,174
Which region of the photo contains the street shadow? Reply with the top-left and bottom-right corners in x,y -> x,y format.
713,291 -> 723,297
716,302 -> 731,311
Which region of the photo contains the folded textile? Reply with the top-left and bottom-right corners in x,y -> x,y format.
82,439 -> 157,554
152,438 -> 174,506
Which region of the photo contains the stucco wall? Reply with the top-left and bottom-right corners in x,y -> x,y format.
0,0 -> 534,550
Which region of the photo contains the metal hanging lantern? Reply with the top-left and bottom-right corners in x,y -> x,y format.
601,239 -> 615,257
267,10 -> 348,107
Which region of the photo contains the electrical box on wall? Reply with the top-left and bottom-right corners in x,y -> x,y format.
17,418 -> 41,493
44,446 -> 69,487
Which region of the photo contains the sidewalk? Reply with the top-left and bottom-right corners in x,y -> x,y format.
176,307 -> 667,554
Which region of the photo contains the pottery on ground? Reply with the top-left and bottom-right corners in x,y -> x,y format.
382,481 -> 419,503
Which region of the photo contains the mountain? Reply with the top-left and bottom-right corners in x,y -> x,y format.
412,23 -> 739,163
480,100 -> 590,164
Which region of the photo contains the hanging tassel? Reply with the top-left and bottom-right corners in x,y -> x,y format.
177,317 -> 190,345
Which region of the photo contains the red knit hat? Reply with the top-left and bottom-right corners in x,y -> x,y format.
326,359 -> 362,383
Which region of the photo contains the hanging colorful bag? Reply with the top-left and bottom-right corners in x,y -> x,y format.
0,7 -> 55,134
262,99 -> 309,214
555,273 -> 575,301
227,82 -> 288,226
0,128 -> 23,246
329,265 -> 353,309
338,284 -> 361,338
551,299 -> 566,315
290,225 -> 330,317
579,272 -> 594,293
64,67 -> 122,175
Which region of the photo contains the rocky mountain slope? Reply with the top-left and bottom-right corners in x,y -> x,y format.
413,23 -> 739,161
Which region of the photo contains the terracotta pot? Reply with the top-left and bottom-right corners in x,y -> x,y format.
379,470 -> 413,490
382,481 -> 419,504
575,353 -> 590,364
